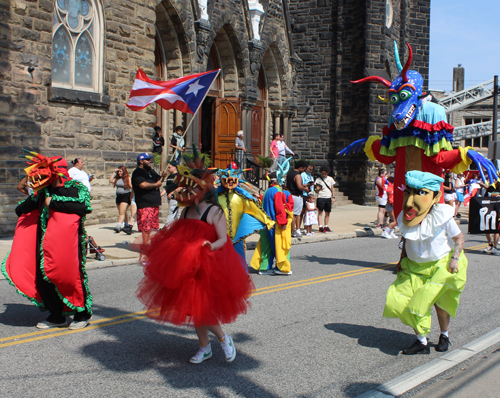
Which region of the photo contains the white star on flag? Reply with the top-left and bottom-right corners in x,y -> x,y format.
185,79 -> 205,97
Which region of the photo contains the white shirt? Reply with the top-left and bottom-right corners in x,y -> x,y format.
277,141 -> 293,156
314,176 -> 335,199
398,205 -> 461,263
69,167 -> 91,192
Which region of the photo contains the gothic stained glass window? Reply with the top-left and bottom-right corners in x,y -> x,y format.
51,0 -> 101,92
52,27 -> 71,85
75,33 -> 93,87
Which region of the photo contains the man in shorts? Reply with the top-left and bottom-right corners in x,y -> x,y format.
132,153 -> 167,247
314,166 -> 335,233
286,160 -> 310,238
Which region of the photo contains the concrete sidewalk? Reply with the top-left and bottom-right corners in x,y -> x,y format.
0,204 -> 468,277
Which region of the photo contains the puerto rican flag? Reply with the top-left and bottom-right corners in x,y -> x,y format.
464,181 -> 481,207
126,69 -> 220,113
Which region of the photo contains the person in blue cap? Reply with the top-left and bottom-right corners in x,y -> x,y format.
131,153 -> 167,248
383,170 -> 467,355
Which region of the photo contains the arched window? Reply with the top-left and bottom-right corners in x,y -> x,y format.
52,0 -> 103,93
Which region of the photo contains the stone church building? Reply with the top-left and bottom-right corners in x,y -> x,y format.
0,0 -> 430,234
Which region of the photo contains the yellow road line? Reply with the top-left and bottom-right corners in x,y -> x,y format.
0,243 -> 488,348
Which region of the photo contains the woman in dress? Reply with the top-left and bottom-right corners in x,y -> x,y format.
109,166 -> 133,234
136,148 -> 253,364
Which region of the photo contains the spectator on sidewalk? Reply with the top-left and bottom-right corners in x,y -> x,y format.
132,153 -> 167,248
304,192 -> 318,236
443,172 -> 456,209
299,164 -> 315,231
109,166 -> 133,234
165,163 -> 182,225
170,125 -> 186,165
375,168 -> 388,229
314,166 -> 335,233
270,134 -> 279,171
277,134 -> 294,166
286,160 -> 310,238
381,176 -> 398,239
234,130 -> 246,169
69,158 -> 93,192
152,126 -> 165,169
454,173 -> 465,218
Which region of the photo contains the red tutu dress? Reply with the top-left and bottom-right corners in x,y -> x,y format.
136,218 -> 254,327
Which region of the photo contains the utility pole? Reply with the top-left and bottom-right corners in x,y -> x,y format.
489,75 -> 499,162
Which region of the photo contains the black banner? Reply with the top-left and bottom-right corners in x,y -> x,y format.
468,196 -> 500,234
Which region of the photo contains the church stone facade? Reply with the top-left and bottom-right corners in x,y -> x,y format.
0,0 -> 430,235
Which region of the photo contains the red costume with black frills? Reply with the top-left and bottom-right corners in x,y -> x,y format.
136,219 -> 254,327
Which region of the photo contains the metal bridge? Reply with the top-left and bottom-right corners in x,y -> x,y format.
436,79 -> 496,141
453,121 -> 500,142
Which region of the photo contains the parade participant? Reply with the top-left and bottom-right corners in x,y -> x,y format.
340,42 -> 498,217
2,150 -> 93,329
216,162 -> 275,270
383,171 -> 467,355
165,162 -> 182,225
136,147 -> 253,364
132,153 -> 167,247
250,160 -> 294,275
315,166 -> 335,233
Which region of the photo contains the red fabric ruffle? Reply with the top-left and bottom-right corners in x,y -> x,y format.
136,219 -> 254,327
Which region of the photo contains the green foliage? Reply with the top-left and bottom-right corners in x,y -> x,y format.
257,155 -> 272,168
184,152 -> 212,168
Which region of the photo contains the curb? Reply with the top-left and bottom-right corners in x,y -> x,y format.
356,327 -> 500,398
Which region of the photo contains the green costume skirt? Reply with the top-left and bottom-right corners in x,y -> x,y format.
383,252 -> 467,336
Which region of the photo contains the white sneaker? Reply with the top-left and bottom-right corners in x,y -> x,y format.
220,335 -> 236,362
491,247 -> 498,255
189,343 -> 212,364
274,269 -> 292,275
389,231 -> 398,239
69,317 -> 91,330
381,230 -> 391,239
483,245 -> 493,253
258,269 -> 275,275
306,233 -> 313,236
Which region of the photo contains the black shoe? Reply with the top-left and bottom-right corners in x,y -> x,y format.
122,225 -> 133,235
456,213 -> 461,219
435,334 -> 450,352
402,339 -> 430,355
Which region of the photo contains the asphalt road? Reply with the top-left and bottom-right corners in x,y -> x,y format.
1,225 -> 499,397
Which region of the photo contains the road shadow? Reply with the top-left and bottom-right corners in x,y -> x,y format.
342,382 -> 381,398
0,303 -> 44,327
81,304 -> 279,398
299,254 -> 397,272
325,323 -> 413,356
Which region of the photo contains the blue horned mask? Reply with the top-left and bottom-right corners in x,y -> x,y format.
351,42 -> 425,130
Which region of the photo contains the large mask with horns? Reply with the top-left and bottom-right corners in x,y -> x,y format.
352,42 -> 424,131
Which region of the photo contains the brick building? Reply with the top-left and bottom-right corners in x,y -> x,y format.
0,0 -> 430,235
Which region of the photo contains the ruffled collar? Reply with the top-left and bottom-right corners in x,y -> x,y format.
397,204 -> 455,241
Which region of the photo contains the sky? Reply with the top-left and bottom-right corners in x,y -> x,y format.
429,0 -> 500,92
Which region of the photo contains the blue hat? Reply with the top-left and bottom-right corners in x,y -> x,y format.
137,152 -> 153,162
405,170 -> 444,192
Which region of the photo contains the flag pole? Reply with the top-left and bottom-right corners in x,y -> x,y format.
169,69 -> 221,163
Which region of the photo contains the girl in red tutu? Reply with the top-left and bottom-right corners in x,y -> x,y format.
136,147 -> 253,364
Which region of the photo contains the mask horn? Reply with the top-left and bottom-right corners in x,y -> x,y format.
393,41 -> 403,73
351,76 -> 391,88
401,42 -> 413,83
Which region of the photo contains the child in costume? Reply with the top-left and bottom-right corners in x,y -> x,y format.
2,150 -> 93,329
250,161 -> 294,276
340,42 -> 498,217
136,148 -> 253,364
304,192 -> 318,236
216,162 -> 275,271
383,171 -> 467,355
